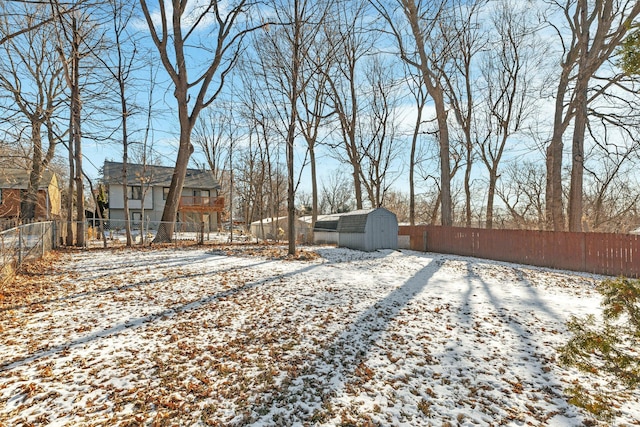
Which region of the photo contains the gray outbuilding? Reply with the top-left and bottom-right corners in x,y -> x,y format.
337,208 -> 398,252
312,213 -> 343,245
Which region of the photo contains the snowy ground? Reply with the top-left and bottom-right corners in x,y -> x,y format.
0,245 -> 637,426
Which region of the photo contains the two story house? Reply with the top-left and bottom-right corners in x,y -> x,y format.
102,161 -> 224,232
0,168 -> 61,220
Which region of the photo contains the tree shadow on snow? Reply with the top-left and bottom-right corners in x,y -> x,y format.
0,260 -> 323,370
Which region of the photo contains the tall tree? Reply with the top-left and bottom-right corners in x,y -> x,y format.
51,1 -> 103,246
438,0 -> 486,227
94,0 -> 146,246
371,0 -> 455,226
324,0 -> 375,210
358,56 -> 404,208
252,0 -> 330,254
0,2 -> 67,220
404,65 -> 428,226
139,0 -> 263,242
477,0 -> 542,229
545,0 -> 640,231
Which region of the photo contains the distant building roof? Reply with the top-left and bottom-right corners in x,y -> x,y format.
103,161 -> 220,190
0,168 -> 57,190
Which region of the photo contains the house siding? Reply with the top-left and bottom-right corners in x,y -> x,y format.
0,189 -> 53,220
0,189 -> 21,218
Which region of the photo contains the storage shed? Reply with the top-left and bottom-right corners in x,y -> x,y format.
337,208 -> 398,252
250,215 -> 314,243
312,213 -> 343,245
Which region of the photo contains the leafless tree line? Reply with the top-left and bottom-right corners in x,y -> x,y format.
1,0 -> 639,251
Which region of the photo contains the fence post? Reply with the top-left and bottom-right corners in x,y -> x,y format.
18,226 -> 22,265
581,232 -> 587,273
423,230 -> 427,252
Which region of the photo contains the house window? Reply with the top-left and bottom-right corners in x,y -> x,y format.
163,187 -> 170,200
193,189 -> 210,198
128,185 -> 142,200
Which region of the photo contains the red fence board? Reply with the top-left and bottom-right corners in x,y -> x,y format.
398,226 -> 640,278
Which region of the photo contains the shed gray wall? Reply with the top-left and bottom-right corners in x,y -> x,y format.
338,232 -> 367,251
314,230 -> 339,245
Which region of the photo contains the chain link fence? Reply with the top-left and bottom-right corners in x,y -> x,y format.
1,221 -> 56,286
81,219 -> 240,247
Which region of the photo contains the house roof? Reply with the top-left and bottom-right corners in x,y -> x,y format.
103,161 -> 220,190
0,168 -> 57,190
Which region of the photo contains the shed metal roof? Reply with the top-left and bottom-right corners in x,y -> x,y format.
336,209 -> 377,233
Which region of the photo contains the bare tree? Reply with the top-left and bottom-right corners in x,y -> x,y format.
403,65 -> 428,226
193,105 -> 234,229
139,0 -> 264,243
51,1 -> 103,246
544,0 -> 640,231
497,161 -> 546,229
583,144 -> 640,232
0,0 -> 89,47
92,0 -> 147,246
320,169 -> 354,214
370,0 -> 455,226
234,65 -> 288,233
323,0 -> 376,210
477,0 -> 542,229
249,0 -> 331,254
0,2 -> 67,221
358,56 -> 404,208
436,0 -> 486,228
298,44 -> 333,230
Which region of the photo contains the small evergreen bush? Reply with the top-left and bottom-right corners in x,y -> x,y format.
558,277 -> 640,420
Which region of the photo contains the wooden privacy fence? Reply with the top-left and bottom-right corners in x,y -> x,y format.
399,225 -> 640,278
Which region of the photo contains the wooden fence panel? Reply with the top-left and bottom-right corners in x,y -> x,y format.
398,225 -> 640,278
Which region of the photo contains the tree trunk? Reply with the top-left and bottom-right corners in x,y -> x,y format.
486,169 -> 497,229
434,91 -> 452,226
546,82 -> 568,231
402,0 -> 452,226
72,18 -> 84,248
66,113 -> 74,246
121,79 -> 132,246
155,130 -> 193,243
21,125 -> 44,221
310,144 -> 318,228
568,81 -> 588,232
464,143 -> 472,228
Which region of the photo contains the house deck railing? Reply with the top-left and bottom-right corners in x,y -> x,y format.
178,196 -> 225,212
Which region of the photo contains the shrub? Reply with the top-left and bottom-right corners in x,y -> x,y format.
558,277 -> 640,420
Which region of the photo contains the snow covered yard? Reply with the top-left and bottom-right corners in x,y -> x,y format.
0,246 -> 637,426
